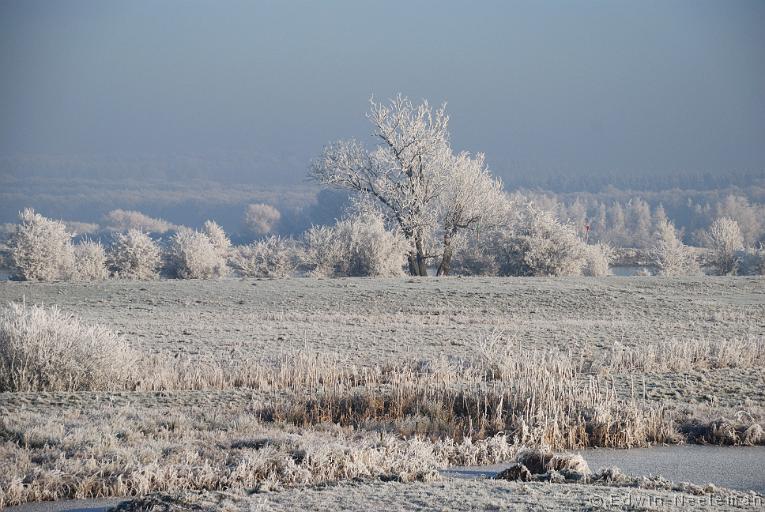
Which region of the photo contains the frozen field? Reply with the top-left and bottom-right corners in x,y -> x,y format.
2,276 -> 763,407
1,276 -> 764,510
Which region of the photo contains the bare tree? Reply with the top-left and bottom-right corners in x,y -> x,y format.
311,95 -> 508,277
651,219 -> 699,276
311,95 -> 452,276
706,217 -> 744,275
435,152 -> 506,275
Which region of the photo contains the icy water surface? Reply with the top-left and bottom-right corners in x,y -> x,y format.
444,445 -> 765,493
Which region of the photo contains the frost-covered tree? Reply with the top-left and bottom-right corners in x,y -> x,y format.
651,219 -> 699,276
435,153 -> 506,275
108,229 -> 161,279
166,228 -> 227,279
230,236 -> 295,278
311,95 -> 454,276
706,217 -> 744,275
244,203 -> 281,236
73,240 -> 108,281
8,209 -> 75,281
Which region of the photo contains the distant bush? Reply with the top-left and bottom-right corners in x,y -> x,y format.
103,209 -> 177,234
230,236 -> 295,278
166,228 -> 228,279
73,240 -> 108,281
651,219 -> 700,276
582,243 -> 612,277
108,229 -> 161,279
0,302 -> 138,392
244,203 -> 281,236
202,220 -> 231,258
8,209 -> 75,281
493,204 -> 587,276
706,217 -> 744,275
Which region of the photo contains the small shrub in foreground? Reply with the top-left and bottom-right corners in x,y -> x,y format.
0,302 -> 139,392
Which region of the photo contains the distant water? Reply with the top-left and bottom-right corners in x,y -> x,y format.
444,445 -> 765,493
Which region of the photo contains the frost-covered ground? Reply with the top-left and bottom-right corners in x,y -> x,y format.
1,277 -> 763,510
2,276 -> 763,407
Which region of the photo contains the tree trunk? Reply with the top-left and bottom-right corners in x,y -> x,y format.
437,237 -> 453,276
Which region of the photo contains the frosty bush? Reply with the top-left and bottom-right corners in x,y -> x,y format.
166,228 -> 227,279
103,209 -> 176,233
582,243 -> 612,277
230,236 -> 295,278
706,217 -> 744,275
334,210 -> 409,277
651,219 -> 699,276
8,209 -> 75,281
108,229 -> 161,279
244,203 -> 281,236
72,240 -> 108,281
493,204 -> 587,276
0,302 -> 139,392
302,225 -> 344,277
202,220 -> 231,258
302,211 -> 408,277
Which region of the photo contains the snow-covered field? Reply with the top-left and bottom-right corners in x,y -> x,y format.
1,277 -> 763,510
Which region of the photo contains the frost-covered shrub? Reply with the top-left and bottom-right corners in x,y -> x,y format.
651,219 -> 700,276
302,211 -> 407,277
230,236 -> 295,278
706,217 -> 744,275
8,209 -> 75,281
0,302 -> 139,392
493,204 -> 586,277
166,228 -> 227,279
582,243 -> 612,277
334,211 -> 408,277
202,220 -> 231,258
108,229 -> 161,279
244,203 -> 281,236
73,240 -> 108,281
103,209 -> 176,233
302,225 -> 343,277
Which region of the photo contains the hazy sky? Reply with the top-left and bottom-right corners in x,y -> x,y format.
1,0 -> 764,183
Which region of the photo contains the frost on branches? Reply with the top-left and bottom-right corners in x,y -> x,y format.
311,94 -> 503,276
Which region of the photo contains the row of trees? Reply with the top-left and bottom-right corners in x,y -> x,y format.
525,191 -> 765,250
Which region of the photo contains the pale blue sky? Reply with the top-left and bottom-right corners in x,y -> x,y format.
1,0 -> 763,182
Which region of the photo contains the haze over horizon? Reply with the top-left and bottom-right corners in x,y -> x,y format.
2,0 -> 764,185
